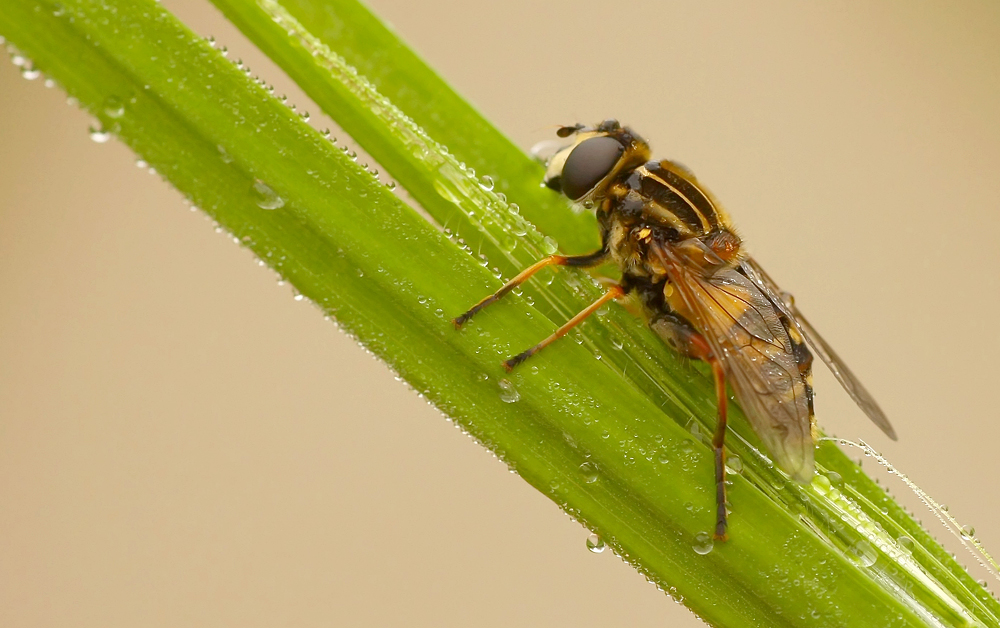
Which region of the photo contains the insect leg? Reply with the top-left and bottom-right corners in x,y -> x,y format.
707,353 -> 729,541
453,249 -> 608,327
651,314 -> 729,540
504,284 -> 624,370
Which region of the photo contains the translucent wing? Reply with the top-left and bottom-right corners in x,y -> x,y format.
651,241 -> 815,482
740,256 -> 898,440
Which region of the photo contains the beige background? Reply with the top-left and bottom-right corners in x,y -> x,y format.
2,1 -> 1000,626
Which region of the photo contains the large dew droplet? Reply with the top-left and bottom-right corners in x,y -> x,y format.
692,532 -> 714,555
498,379 -> 519,403
88,126 -> 111,143
586,534 -> 605,553
579,461 -> 599,484
849,539 -> 877,567
252,179 -> 285,210
103,95 -> 125,118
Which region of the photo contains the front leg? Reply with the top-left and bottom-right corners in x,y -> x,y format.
454,247 -> 609,327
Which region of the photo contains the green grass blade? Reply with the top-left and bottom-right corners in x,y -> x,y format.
2,0 -> 998,626
205,2 -> 1000,626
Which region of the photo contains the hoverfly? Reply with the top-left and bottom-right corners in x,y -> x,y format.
455,120 -> 897,540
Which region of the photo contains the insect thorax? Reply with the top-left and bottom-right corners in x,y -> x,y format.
600,159 -> 743,284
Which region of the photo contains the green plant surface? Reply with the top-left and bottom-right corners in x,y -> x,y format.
1,1 -> 997,627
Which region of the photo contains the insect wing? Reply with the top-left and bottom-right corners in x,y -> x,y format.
653,242 -> 815,482
740,257 -> 898,440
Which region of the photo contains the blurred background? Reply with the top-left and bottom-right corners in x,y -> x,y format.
2,1 -> 999,626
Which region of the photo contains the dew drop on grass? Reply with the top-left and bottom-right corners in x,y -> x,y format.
725,455 -> 743,474
848,539 -> 877,567
217,144 -> 234,164
579,461 -> 599,484
586,534 -> 606,553
692,532 -> 714,555
89,126 -> 111,143
103,95 -> 125,118
897,535 -> 914,554
252,179 -> 284,209
498,378 -> 519,403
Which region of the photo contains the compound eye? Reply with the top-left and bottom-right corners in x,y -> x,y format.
561,136 -> 624,200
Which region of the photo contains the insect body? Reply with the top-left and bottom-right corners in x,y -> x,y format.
455,120 -> 897,540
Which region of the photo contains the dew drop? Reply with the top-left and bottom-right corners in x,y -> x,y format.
961,525 -> 976,539
897,535 -> 914,554
20,65 -> 41,80
88,126 -> 111,143
692,532 -> 714,555
498,378 -> 520,403
479,175 -> 495,191
586,534 -> 606,553
579,461 -> 599,484
725,455 -> 743,474
540,236 -> 559,255
135,158 -> 148,169
217,144 -> 234,164
103,95 -> 125,118
848,539 -> 877,567
251,179 -> 285,209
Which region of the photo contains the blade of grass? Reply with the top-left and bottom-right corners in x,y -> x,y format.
205,0 -> 1000,625
2,0 -> 997,626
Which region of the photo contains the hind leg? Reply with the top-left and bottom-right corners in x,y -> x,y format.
651,314 -> 730,541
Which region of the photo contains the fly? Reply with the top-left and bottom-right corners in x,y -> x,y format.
454,120 -> 897,540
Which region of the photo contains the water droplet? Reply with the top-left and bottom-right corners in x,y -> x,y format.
961,525 -> 976,539
692,532 -> 714,555
217,144 -> 234,164
103,95 -> 125,118
20,65 -> 41,80
88,126 -> 111,143
498,379 -> 519,403
541,236 -> 558,255
848,539 -> 877,567
479,175 -> 495,191
657,452 -> 670,464
725,455 -> 743,474
135,158 -> 148,169
586,534 -> 605,553
897,535 -> 914,554
251,179 -> 284,209
51,3 -> 65,16
579,461 -> 599,483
